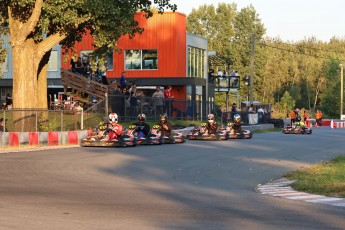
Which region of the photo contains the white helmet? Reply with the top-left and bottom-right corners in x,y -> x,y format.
108,113 -> 118,123
207,113 -> 215,123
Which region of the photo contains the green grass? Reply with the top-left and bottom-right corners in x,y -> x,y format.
285,156 -> 345,198
252,128 -> 282,134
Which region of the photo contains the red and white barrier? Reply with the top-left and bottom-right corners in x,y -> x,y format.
0,130 -> 92,148
330,120 -> 345,129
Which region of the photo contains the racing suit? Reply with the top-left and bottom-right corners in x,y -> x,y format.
160,120 -> 173,137
206,122 -> 218,135
133,122 -> 151,138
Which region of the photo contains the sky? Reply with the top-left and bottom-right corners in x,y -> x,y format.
169,0 -> 345,42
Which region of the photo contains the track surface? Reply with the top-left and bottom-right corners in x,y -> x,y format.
1,127 -> 345,230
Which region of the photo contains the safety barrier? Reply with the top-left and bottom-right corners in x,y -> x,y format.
330,120 -> 345,129
0,130 -> 90,148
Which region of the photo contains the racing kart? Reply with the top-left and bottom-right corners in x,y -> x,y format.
81,123 -> 137,147
150,124 -> 186,144
283,124 -> 312,134
127,124 -> 163,145
186,123 -> 228,141
223,123 -> 253,139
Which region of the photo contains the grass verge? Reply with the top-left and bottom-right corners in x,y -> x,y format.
285,155 -> 345,198
252,128 -> 282,134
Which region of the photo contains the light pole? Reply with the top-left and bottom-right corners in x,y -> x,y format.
341,64 -> 344,119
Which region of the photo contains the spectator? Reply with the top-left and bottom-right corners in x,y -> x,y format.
110,83 -> 125,117
0,118 -> 8,132
119,71 -> 127,92
152,86 -> 164,115
258,107 -> 264,123
75,57 -> 84,75
231,103 -> 237,122
164,85 -> 174,117
129,87 -> 139,120
5,93 -> 13,110
248,104 -> 254,113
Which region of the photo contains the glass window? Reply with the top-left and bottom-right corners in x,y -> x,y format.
0,53 -> 8,74
106,52 -> 114,70
125,50 -> 158,70
142,50 -> 158,69
187,46 -> 206,78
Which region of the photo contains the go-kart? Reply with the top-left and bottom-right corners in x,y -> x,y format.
223,123 -> 253,139
283,124 -> 312,134
127,124 -> 163,145
81,123 -> 137,147
186,123 -> 228,141
150,124 -> 186,144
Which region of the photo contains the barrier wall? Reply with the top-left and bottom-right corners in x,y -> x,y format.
0,130 -> 90,148
330,120 -> 345,129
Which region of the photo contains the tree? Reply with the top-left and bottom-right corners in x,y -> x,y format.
0,0 -> 176,131
279,91 -> 295,115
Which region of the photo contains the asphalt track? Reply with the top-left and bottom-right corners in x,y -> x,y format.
1,127 -> 345,230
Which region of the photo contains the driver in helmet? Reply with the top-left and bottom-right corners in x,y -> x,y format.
231,113 -> 242,134
159,114 -> 173,137
133,113 -> 151,138
99,113 -> 123,140
205,113 -> 218,135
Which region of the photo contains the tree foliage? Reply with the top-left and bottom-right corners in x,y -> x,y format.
0,0 -> 176,131
187,3 -> 345,118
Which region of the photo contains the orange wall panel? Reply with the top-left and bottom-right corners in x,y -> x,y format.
62,12 -> 187,80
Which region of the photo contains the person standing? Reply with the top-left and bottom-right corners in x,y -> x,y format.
0,118 -> 8,132
290,108 -> 296,126
129,88 -> 139,121
152,86 -> 164,115
163,85 -> 174,117
5,93 -> 12,110
119,71 -> 127,92
110,83 -> 124,117
315,109 -> 323,127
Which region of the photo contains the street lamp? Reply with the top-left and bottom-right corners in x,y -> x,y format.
341,64 -> 344,119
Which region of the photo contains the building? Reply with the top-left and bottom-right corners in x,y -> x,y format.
1,12 -> 211,104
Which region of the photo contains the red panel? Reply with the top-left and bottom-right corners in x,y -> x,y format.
9,132 -> 19,147
68,131 -> 79,144
48,132 -> 59,146
62,12 -> 187,80
29,132 -> 39,146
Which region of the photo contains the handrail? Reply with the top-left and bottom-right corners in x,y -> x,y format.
61,69 -> 110,99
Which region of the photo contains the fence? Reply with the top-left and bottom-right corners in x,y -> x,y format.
1,96 -> 274,132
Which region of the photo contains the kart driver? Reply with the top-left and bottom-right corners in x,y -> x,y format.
205,113 -> 218,135
231,113 -> 242,134
99,113 -> 123,140
159,114 -> 173,137
133,113 -> 151,139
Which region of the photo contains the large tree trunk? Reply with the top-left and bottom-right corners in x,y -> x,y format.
12,39 -> 40,131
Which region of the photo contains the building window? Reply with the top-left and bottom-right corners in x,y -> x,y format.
80,50 -> 113,71
0,53 -> 8,74
48,50 -> 58,71
188,46 -> 206,78
125,50 -> 158,70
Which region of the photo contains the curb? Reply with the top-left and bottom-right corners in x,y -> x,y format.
256,178 -> 345,208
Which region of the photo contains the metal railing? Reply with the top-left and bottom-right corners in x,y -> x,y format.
1,96 -> 274,132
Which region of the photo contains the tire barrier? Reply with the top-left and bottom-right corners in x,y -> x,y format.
0,130 -> 91,148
